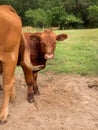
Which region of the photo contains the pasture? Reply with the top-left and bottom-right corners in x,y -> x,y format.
23,27 -> 98,76
0,28 -> 98,130
45,29 -> 98,75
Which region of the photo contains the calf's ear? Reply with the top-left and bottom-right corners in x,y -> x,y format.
30,35 -> 40,41
29,33 -> 41,41
56,34 -> 68,41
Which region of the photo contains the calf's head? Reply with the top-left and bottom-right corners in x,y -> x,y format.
30,30 -> 68,60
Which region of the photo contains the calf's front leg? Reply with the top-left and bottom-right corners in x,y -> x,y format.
32,72 -> 40,95
32,64 -> 46,95
22,65 -> 35,103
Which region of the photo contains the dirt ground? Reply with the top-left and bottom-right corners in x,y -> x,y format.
0,70 -> 98,130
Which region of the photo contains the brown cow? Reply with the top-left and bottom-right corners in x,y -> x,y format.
18,30 -> 68,103
0,5 -> 22,123
0,5 -> 41,123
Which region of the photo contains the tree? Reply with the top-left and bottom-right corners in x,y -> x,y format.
0,0 -> 98,28
66,14 -> 83,29
87,5 -> 98,27
25,8 -> 48,28
60,14 -> 83,29
25,9 -> 34,26
51,6 -> 65,27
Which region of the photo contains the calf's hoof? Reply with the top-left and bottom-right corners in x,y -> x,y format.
27,93 -> 35,103
34,88 -> 40,95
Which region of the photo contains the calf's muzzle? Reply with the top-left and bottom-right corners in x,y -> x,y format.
44,53 -> 54,60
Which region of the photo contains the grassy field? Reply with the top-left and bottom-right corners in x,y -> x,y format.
23,28 -> 98,76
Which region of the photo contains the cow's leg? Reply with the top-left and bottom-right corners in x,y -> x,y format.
0,84 -> 3,90
32,72 -> 40,95
22,65 -> 34,103
10,85 -> 16,102
0,61 -> 16,123
0,62 -> 3,90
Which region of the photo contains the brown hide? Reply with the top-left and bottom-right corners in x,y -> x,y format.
19,30 -> 68,103
0,5 -> 22,123
19,33 -> 44,71
18,32 -> 47,67
30,30 -> 68,60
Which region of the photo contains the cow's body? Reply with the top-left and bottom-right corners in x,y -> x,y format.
0,5 -> 22,123
18,30 -> 68,103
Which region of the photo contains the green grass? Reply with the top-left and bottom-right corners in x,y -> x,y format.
40,29 -> 98,76
23,27 -> 98,76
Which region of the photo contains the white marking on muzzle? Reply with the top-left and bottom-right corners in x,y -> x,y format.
45,54 -> 54,59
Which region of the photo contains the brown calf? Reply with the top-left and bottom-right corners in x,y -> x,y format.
18,30 -> 68,103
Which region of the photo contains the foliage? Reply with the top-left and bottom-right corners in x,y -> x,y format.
0,0 -> 98,28
25,8 -> 48,28
51,6 -> 65,27
25,9 -> 34,26
87,5 -> 98,27
60,14 -> 83,29
32,8 -> 47,28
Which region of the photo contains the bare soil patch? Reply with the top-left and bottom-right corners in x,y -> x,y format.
0,70 -> 98,130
